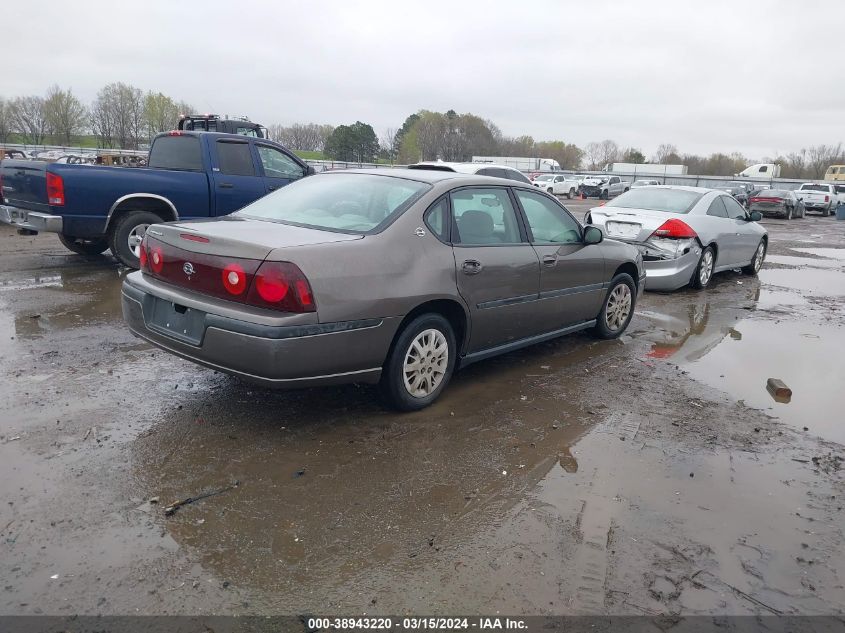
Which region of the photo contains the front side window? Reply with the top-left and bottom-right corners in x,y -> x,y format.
217,142 -> 256,176
515,189 -> 582,244
236,173 -> 430,233
450,188 -> 522,245
723,195 -> 748,220
707,197 -> 728,218
257,145 -> 305,179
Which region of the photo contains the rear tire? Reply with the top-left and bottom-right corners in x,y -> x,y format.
823,205 -> 831,217
690,246 -> 715,289
108,210 -> 162,268
600,190 -> 609,200
786,206 -> 793,220
591,273 -> 636,339
742,240 -> 766,275
58,234 -> 109,257
380,313 -> 456,411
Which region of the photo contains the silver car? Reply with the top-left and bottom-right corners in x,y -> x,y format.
122,169 -> 644,410
585,186 -> 767,291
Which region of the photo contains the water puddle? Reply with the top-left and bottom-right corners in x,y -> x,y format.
766,255 -> 842,270
792,247 -> 845,260
758,268 -> 845,296
683,319 -> 845,444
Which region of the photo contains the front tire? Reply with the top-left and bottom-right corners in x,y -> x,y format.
786,205 -> 793,220
381,314 -> 456,411
591,273 -> 636,339
108,210 -> 162,268
690,246 -> 715,289
58,234 -> 109,257
600,190 -> 609,200
742,240 -> 766,275
567,188 -> 575,199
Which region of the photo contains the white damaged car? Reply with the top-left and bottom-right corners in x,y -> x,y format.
584,186 -> 767,291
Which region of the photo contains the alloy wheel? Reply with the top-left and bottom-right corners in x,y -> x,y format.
128,223 -> 151,258
699,250 -> 714,286
605,283 -> 632,332
753,242 -> 765,273
402,328 -> 449,398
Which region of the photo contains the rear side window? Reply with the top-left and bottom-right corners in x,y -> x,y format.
505,169 -> 531,184
706,197 -> 728,218
217,142 -> 256,176
424,197 -> 449,242
148,135 -> 203,171
450,188 -> 522,245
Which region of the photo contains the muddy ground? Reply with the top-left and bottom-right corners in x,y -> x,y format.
1,207 -> 844,617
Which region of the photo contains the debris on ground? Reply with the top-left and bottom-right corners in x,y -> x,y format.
766,378 -> 792,400
163,481 -> 240,517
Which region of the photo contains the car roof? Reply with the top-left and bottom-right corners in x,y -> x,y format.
318,168 -> 547,189
641,184 -> 714,194
409,161 -> 522,174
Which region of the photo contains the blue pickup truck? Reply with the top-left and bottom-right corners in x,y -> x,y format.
0,131 -> 312,267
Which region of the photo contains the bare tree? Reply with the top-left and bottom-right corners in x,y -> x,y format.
806,143 -> 843,179
43,85 -> 88,145
653,143 -> 679,164
266,123 -> 334,152
90,83 -> 144,149
0,97 -> 12,143
784,150 -> 807,179
584,140 -> 618,170
381,127 -> 397,163
8,96 -> 48,145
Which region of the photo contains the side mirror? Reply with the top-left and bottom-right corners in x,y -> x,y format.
750,211 -> 763,222
306,165 -> 316,176
584,225 -> 604,244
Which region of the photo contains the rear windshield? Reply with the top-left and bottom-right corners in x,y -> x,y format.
148,135 -> 203,171
800,184 -> 828,192
759,190 -> 788,197
605,188 -> 703,214
236,173 -> 431,233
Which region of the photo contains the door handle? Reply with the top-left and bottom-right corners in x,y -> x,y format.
219,183 -> 234,189
267,185 -> 279,191
461,259 -> 482,275
542,254 -> 557,266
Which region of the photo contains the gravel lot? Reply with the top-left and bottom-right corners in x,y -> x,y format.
1,210 -> 844,617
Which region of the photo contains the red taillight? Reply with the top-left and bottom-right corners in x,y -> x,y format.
751,197 -> 782,204
824,195 -> 830,202
139,237 -> 148,270
46,172 -> 65,206
221,263 -> 247,296
150,246 -> 164,274
246,261 -> 316,313
651,219 -> 697,239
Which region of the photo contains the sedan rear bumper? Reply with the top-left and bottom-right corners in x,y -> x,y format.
122,274 -> 401,389
0,205 -> 63,233
642,248 -> 700,291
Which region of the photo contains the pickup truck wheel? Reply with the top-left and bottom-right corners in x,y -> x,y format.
547,187 -> 554,195
567,188 -> 575,199
58,234 -> 109,257
600,190 -> 609,200
109,211 -> 162,268
380,313 -> 456,411
823,205 -> 831,217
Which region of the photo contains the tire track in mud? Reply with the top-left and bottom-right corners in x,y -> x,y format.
564,413 -> 643,612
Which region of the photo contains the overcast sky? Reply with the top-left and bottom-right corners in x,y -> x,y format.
7,0 -> 843,159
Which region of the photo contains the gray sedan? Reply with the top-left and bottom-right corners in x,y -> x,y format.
122,169 -> 644,410
585,186 -> 767,291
